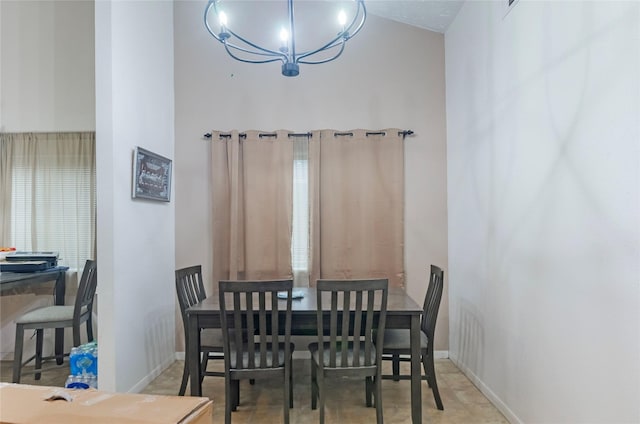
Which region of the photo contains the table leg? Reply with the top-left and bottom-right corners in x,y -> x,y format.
188,314 -> 202,397
410,314 -> 422,423
54,270 -> 67,365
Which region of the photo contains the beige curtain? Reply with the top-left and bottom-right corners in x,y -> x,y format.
0,132 -> 96,270
0,134 -> 15,245
309,129 -> 405,288
211,130 -> 294,283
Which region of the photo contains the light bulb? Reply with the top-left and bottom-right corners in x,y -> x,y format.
218,11 -> 228,27
280,28 -> 289,43
338,10 -> 347,27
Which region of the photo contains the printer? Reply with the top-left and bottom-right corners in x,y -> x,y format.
1,251 -> 59,272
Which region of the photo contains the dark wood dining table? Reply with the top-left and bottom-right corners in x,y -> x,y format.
186,286 -> 424,423
0,266 -> 69,364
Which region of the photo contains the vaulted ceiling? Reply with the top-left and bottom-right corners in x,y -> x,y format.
366,0 -> 464,33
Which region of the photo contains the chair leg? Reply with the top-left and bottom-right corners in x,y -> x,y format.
392,354 -> 400,381
232,379 -> 240,410
423,354 -> 444,410
375,375 -> 384,424
365,376 -> 373,407
200,353 -> 209,383
12,324 -> 25,383
318,370 -> 326,424
284,367 -> 290,424
35,329 -> 44,380
73,323 -> 81,347
289,357 -> 294,408
311,360 -> 317,410
224,377 -> 233,424
178,359 -> 189,396
87,314 -> 94,341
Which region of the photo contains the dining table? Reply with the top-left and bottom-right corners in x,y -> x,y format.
186,286 -> 424,424
0,266 -> 69,364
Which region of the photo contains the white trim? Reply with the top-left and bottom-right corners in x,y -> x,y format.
450,352 -> 522,424
127,354 -> 175,393
433,350 -> 449,359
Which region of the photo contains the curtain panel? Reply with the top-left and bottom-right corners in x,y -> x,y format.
211,130 -> 294,283
309,129 -> 405,288
0,135 -> 15,245
0,132 -> 96,270
210,128 -> 405,288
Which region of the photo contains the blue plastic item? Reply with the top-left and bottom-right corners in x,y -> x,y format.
69,342 -> 97,376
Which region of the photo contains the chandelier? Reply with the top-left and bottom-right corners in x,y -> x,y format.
204,0 -> 367,77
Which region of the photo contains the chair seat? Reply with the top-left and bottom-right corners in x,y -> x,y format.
309,341 -> 377,367
379,329 -> 429,351
16,305 -> 77,324
229,342 -> 293,368
13,259 -> 97,384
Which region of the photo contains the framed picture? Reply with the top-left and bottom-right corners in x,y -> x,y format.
132,146 -> 172,202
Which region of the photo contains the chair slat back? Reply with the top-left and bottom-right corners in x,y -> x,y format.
176,266 -> 206,311
316,279 -> 388,369
175,266 -> 207,335
422,265 -> 444,341
73,260 -> 97,321
219,280 -> 293,371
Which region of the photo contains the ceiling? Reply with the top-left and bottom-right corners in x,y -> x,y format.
365,0 -> 465,33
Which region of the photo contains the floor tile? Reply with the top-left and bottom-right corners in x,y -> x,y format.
0,358 -> 508,423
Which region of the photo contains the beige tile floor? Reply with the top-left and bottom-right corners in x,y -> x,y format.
1,357 -> 508,423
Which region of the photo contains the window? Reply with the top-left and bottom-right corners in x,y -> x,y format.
291,135 -> 310,286
2,132 -> 96,271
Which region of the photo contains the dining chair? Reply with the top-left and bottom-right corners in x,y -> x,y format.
378,265 -> 445,410
12,259 -> 97,383
218,279 -> 294,424
309,279 -> 389,424
175,265 -> 225,395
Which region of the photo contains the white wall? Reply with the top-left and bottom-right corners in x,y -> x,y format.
0,0 -> 94,132
173,0 -> 449,350
95,0 -> 175,392
446,1 -> 639,423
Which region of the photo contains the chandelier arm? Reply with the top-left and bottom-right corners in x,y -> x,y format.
224,28 -> 287,58
298,42 -> 346,65
207,24 -> 285,62
204,4 -> 224,42
204,0 -> 286,60
296,38 -> 345,62
294,1 -> 366,61
346,1 -> 367,39
205,0 -> 230,38
222,43 -> 285,64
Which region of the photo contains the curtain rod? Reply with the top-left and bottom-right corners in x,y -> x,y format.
203,130 -> 413,139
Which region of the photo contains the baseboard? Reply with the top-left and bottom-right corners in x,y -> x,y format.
434,350 -> 448,359
128,355 -> 175,394
449,353 -> 521,424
